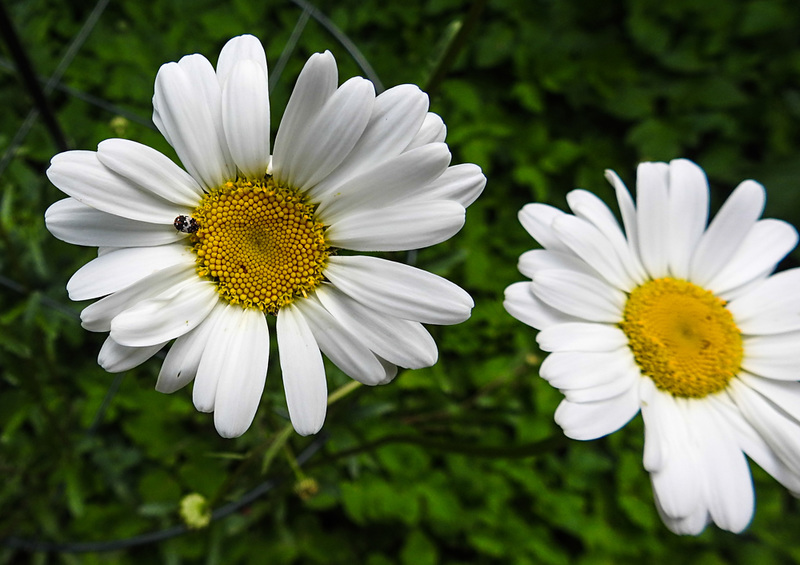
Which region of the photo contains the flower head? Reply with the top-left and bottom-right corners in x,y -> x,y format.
46,34 -> 485,438
504,158 -> 800,534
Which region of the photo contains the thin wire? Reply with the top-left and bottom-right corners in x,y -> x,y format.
0,0 -> 112,177
290,0 -> 383,92
269,5 -> 311,94
1,433 -> 329,553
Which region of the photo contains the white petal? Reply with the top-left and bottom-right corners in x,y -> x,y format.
742,332 -> 800,380
324,255 -> 473,325
272,51 -> 338,184
738,372 -> 800,424
308,84 -> 430,200
315,285 -> 437,369
193,305 -> 237,412
553,383 -> 640,440
532,269 -> 626,323
96,139 -> 204,207
518,249 -> 596,280
81,263 -> 197,332
314,143 -> 451,221
212,307 -> 270,438
405,112 -> 446,149
47,151 -> 183,223
727,268 -> 800,334
222,59 -> 270,179
278,304 -> 327,436
152,59 -> 233,188
518,203 -> 571,253
326,200 -> 464,252
503,281 -> 581,330
416,163 -> 486,207
294,296 -> 390,385
552,214 -> 635,291
566,189 -> 646,285
97,336 -> 166,373
45,198 -> 182,247
690,180 -> 766,286
156,302 -> 228,394
605,168 -> 640,261
110,280 -> 219,346
67,243 -> 194,301
666,159 -> 709,279
730,378 -> 800,473
635,162 -> 670,278
705,219 -> 798,295
693,399 -> 755,533
642,389 -> 703,517
539,349 -> 638,391
536,322 -> 628,352
278,77 -> 375,191
216,34 -> 267,86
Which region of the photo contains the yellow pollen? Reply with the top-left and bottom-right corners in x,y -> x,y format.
189,177 -> 329,314
620,278 -> 743,398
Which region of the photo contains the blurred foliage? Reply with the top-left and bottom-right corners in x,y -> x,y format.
2,0 -> 800,563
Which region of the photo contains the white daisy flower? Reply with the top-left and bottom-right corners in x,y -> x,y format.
45,34 -> 485,438
504,158 -> 800,535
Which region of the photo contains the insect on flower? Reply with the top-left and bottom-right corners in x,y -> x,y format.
174,215 -> 199,234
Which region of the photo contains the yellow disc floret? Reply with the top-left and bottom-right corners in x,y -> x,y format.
190,178 -> 329,314
620,278 -> 743,398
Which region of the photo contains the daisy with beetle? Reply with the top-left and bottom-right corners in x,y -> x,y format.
45,34 -> 486,439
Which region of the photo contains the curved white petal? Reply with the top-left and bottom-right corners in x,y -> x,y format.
666,159 -> 709,279
532,269 -> 626,323
742,332 -> 800,381
416,163 -> 486,207
727,268 -> 800,334
47,151 -> 184,223
45,198 -> 182,247
605,168 -> 640,261
738,372 -> 800,424
96,139 -> 204,207
110,280 -> 219,347
153,58 -> 233,188
566,189 -> 646,284
324,255 -> 473,325
518,249 -> 597,280
315,285 -> 437,369
705,219 -> 798,296
503,281 -> 582,330
81,263 -> 197,332
222,59 -> 270,179
308,84 -> 430,200
67,243 -> 194,301
97,336 -> 166,373
690,180 -> 766,287
294,296 -> 390,385
539,349 -> 638,391
536,322 -> 628,352
278,304 -> 327,436
636,161 -> 670,278
552,214 -> 635,291
277,77 -> 375,191
212,307 -> 270,438
216,34 -> 268,86
272,51 -> 338,184
405,112 -> 446,150
518,203 -> 571,253
315,143 -> 451,220
326,200 -> 464,252
156,301 -> 228,394
553,383 -> 640,440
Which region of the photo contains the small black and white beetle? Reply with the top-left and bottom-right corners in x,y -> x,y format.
174,215 -> 200,234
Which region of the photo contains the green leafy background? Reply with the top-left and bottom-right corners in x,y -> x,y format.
2,0 -> 800,563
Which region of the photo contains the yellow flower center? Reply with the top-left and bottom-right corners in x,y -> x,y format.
620,278 -> 743,398
189,178 -> 329,314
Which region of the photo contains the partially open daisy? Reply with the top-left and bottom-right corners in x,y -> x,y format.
45,34 -> 485,438
504,158 -> 800,534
